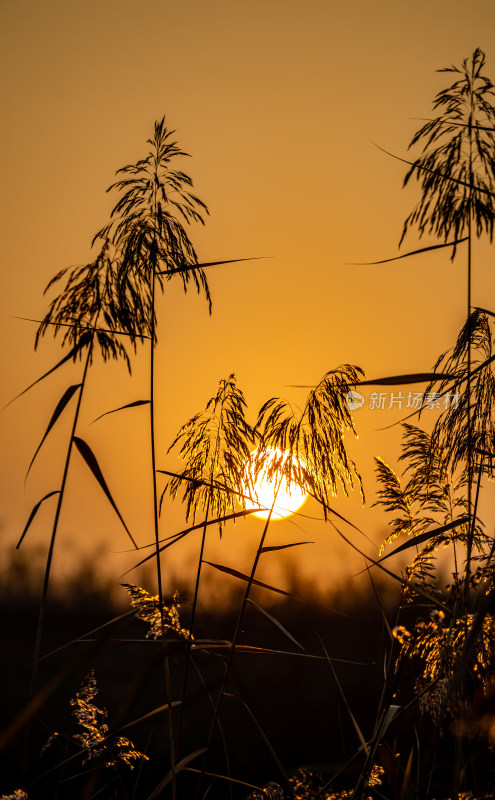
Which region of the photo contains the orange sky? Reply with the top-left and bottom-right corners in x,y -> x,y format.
1,0 -> 495,599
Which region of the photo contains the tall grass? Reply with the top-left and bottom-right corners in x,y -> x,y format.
5,55 -> 495,799
21,239 -> 143,767
398,48 -> 495,608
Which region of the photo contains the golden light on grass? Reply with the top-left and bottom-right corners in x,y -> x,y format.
244,448 -> 308,520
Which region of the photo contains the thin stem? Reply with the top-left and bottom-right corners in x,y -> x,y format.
465,90 -> 474,613
195,481 -> 282,800
174,499 -> 210,759
150,257 -> 177,800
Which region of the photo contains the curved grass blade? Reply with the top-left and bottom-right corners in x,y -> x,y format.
93,399 -> 150,424
185,769 -> 261,792
306,491 -> 366,536
377,352 -> 495,431
3,339 -> 88,410
358,372 -> 454,386
225,692 -> 292,788
194,641 -> 366,663
204,560 -> 291,597
117,700 -> 182,735
40,610 -> 135,660
411,117 -> 495,132
17,490 -> 60,548
365,565 -> 394,643
246,598 -> 304,650
318,632 -> 369,757
157,468 -> 262,506
377,517 -> 469,564
147,748 -> 206,800
73,436 -> 137,548
348,238 -> 468,265
259,541 -> 313,554
124,509 -> 259,574
372,141 -> 495,198
26,384 -> 81,480
157,256 -> 264,276
289,372 -> 453,388
11,315 -> 150,339
476,306 -> 495,322
332,523 -> 452,614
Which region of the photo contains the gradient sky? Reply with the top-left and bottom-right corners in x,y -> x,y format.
2,0 -> 495,598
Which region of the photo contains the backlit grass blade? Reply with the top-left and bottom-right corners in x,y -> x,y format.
185,769 -> 261,792
147,749 -> 206,800
259,541 -> 313,554
204,560 -> 291,597
157,256 -> 263,276
40,610 -> 135,660
348,237 -> 468,264
365,565 -> 394,643
194,641 -> 366,663
358,372 -> 454,386
377,517 -> 469,563
16,490 -> 60,548
331,523 -> 453,615
3,338 -> 88,409
73,436 -> 137,548
318,633 -> 370,757
476,306 -> 495,318
124,510 -> 259,574
289,372 -> 453,388
93,399 -> 150,423
26,384 -> 81,479
157,468 -> 262,506
306,491 -> 365,536
246,598 -> 305,650
225,692 -> 292,790
117,700 -> 182,735
12,315 -> 150,339
372,141 -> 495,198
377,352 -> 495,431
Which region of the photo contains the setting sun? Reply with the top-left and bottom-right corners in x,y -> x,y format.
243,448 -> 308,520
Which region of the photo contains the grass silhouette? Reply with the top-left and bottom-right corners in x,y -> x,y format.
5,55 -> 495,798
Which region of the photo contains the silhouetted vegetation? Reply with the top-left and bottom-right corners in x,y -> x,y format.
4,49 -> 495,800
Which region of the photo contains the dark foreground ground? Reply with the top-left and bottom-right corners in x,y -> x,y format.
1,559 -> 494,799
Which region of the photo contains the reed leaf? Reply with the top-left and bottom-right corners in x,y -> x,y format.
246,599 -> 304,650
16,490 -> 60,548
73,436 -> 137,548
224,692 -> 292,790
378,517 -> 470,563
349,237 -> 468,264
93,399 -> 150,424
289,372 -> 454,388
204,560 -> 292,597
259,541 -> 312,553
158,256 -> 262,276
125,510 -> 259,574
26,384 -> 81,479
147,749 -> 206,800
4,338 -> 89,409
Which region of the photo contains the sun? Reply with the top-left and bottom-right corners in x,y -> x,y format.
243,448 -> 308,520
